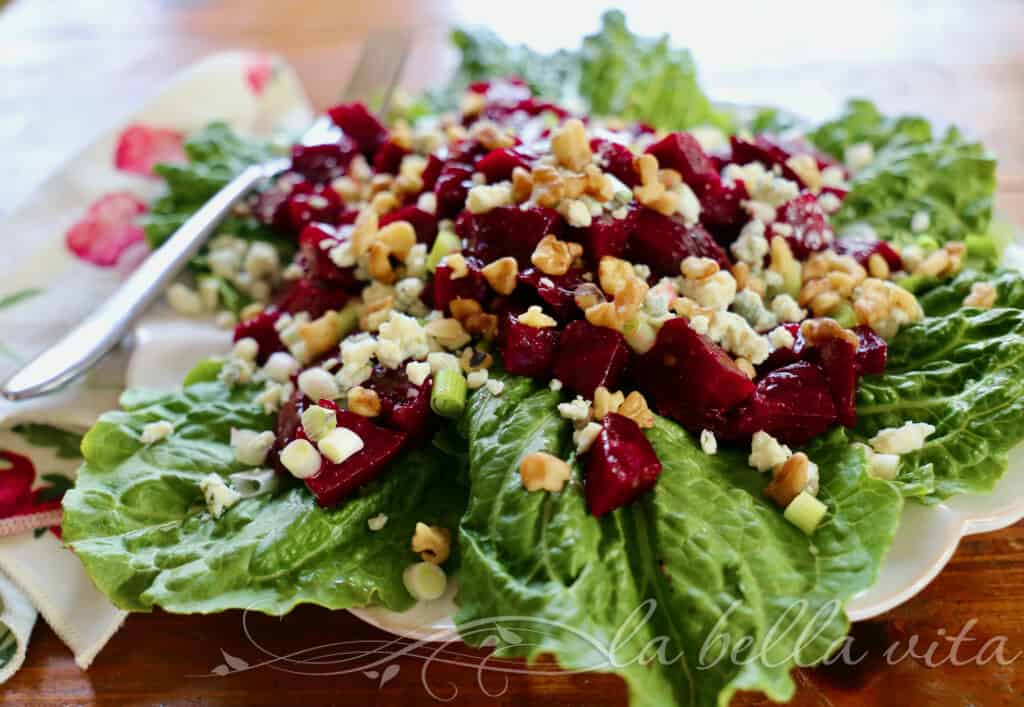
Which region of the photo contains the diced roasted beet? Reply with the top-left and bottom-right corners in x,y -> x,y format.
290,140 -> 358,182
773,193 -> 834,259
729,135 -> 838,185
326,102 -> 388,156
380,206 -> 438,245
252,184 -> 292,231
420,154 -> 443,191
553,320 -> 630,398
584,209 -> 636,263
275,277 -> 350,319
816,336 -> 859,427
698,176 -> 749,242
627,208 -> 731,277
372,138 -> 409,175
585,413 -> 662,517
833,236 -> 903,271
233,309 -> 284,364
432,258 -> 490,313
459,205 -> 564,266
366,365 -> 434,438
500,312 -> 560,378
731,361 -> 837,446
854,325 -> 887,375
645,132 -> 718,190
591,138 -> 640,187
758,322 -> 803,373
304,411 -> 408,507
285,182 -> 343,231
434,163 -> 475,218
476,148 -> 532,182
297,223 -> 360,290
635,318 -> 755,434
517,267 -> 584,322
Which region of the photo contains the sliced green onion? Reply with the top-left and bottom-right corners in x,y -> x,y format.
828,301 -> 857,329
966,233 -> 999,262
336,302 -> 360,338
783,491 -> 828,535
426,230 -> 462,273
914,234 -> 940,252
431,367 -> 467,418
896,273 -> 937,294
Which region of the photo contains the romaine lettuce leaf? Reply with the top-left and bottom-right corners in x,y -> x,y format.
62,378 -> 467,614
810,101 -> 997,252
456,373 -> 901,706
435,11 -> 730,131
856,299 -> 1024,501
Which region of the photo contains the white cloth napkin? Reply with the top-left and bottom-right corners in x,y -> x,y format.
0,50 -> 313,680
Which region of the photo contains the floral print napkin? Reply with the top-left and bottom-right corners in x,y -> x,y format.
0,51 -> 313,681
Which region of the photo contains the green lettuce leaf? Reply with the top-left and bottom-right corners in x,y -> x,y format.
436,11 -> 729,131
456,373 -> 902,706
917,267 -> 1024,316
856,299 -> 1024,501
810,101 -> 997,252
62,378 -> 467,614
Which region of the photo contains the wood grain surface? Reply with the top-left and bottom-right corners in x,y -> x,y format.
1,0 -> 1023,704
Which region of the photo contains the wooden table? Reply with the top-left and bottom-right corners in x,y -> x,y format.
1,0 -> 1023,704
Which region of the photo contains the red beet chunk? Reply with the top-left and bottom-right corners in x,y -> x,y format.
432,259 -> 489,313
252,184 -> 291,231
591,138 -> 640,187
304,411 -> 408,507
477,148 -> 532,182
584,210 -> 636,263
380,206 -> 438,245
816,336 -> 859,427
773,193 -> 834,259
854,325 -> 887,375
420,154 -> 444,191
729,135 -> 839,185
627,208 -> 731,277
326,102 -> 388,156
731,361 -> 837,446
833,236 -> 903,271
517,267 -> 585,321
275,277 -> 350,319
645,132 -> 718,190
285,182 -> 343,231
553,321 -> 630,398
434,163 -> 475,218
366,365 -> 433,438
698,176 -> 749,240
458,205 -> 564,267
635,318 -> 755,433
500,312 -> 560,378
272,388 -> 305,473
758,322 -> 803,373
290,140 -> 358,183
297,223 -> 360,291
585,413 -> 662,517
372,138 -> 409,175
233,309 -> 283,364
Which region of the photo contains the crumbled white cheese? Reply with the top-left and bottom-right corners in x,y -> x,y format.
707,311 -> 771,364
688,126 -> 728,152
263,352 -> 300,383
681,271 -> 737,311
911,210 -> 931,233
341,333 -> 378,369
280,439 -> 322,479
818,192 -> 842,214
689,314 -> 710,335
377,311 -> 429,368
558,396 -> 593,424
368,513 -> 389,531
300,405 -> 337,443
768,326 -> 796,350
318,427 -> 364,464
405,361 -> 431,387
869,421 -> 936,455
573,421 -> 603,454
676,183 -> 701,226
245,241 -> 280,280
749,430 -> 792,472
166,283 -> 204,316
228,468 -> 280,498
844,142 -> 875,173
230,428 -> 276,466
140,421 -> 174,445
549,378 -> 563,392
427,351 -> 460,374
771,294 -> 807,323
464,369 -> 488,389
466,183 -> 512,214
731,220 -> 770,266
732,290 -> 778,332
723,162 -> 800,207
197,278 -> 220,311
232,337 -> 259,362
700,429 -> 718,455
219,357 -> 255,387
485,379 -> 505,396
298,367 -> 340,402
199,474 -> 242,519
208,248 -> 241,279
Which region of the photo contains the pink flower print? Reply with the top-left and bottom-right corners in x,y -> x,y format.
114,123 -> 186,177
245,54 -> 275,96
66,192 -> 148,267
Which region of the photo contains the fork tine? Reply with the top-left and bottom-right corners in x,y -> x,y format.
342,28 -> 415,113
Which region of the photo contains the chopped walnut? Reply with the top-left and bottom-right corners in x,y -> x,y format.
359,296 -> 394,332
853,278 -> 923,338
584,164 -> 616,201
803,251 -> 866,283
376,220 -> 416,259
731,262 -> 751,291
481,257 -> 519,295
598,256 -> 635,297
519,452 -> 572,493
444,252 -> 469,279
367,241 -> 396,284
299,311 -> 342,361
411,522 -> 451,564
593,386 -> 625,419
574,283 -> 607,311
550,118 -> 592,172
531,165 -> 566,208
532,234 -> 583,276
347,386 -> 382,417
765,452 -> 813,507
915,241 -> 966,278
518,305 -> 557,328
350,207 -> 379,257
463,311 -> 499,339
784,155 -> 823,194
460,347 -> 494,372
425,317 -> 472,350
618,391 -> 655,428
470,120 -> 516,150
735,357 -> 757,379
681,256 -> 720,280
511,167 -> 534,203
633,154 -> 679,215
800,318 -> 860,349
867,253 -> 890,279
449,297 -> 482,322
370,191 -> 399,215
963,282 -> 997,309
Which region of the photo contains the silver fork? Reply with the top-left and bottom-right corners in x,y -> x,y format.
2,30 -> 412,401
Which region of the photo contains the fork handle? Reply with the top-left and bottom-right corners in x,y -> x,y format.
1,159 -> 288,401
